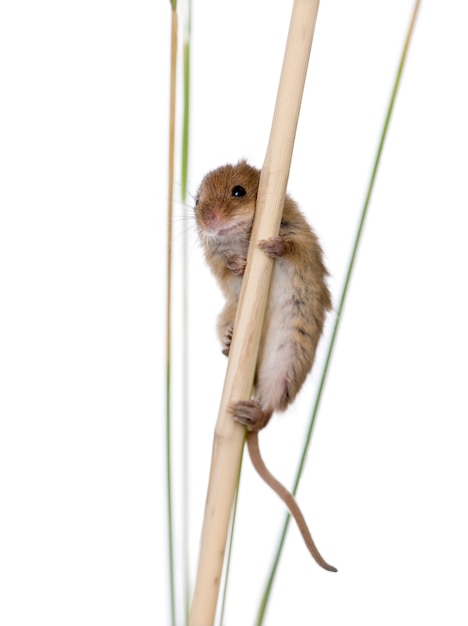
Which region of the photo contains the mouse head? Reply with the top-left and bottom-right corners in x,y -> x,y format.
194,160 -> 260,240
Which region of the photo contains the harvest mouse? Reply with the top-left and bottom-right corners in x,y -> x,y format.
195,160 -> 336,572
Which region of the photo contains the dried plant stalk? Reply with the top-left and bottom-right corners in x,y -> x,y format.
189,1 -> 320,624
166,5 -> 178,626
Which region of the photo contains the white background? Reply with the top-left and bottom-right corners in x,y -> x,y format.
1,1 -> 467,625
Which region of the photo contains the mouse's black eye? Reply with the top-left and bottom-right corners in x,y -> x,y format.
231,185 -> 246,198
194,196 -> 199,207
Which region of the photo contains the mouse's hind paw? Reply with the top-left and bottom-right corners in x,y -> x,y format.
230,400 -> 272,432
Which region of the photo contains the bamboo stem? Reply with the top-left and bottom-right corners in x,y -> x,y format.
189,2 -> 320,624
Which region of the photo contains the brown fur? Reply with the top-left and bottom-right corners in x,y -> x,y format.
195,160 -> 331,419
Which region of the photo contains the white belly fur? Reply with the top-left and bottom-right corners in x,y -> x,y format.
254,260 -> 299,412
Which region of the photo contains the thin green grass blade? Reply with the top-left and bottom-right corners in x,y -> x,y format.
255,2 -> 421,623
166,4 -> 178,626
181,1 -> 192,623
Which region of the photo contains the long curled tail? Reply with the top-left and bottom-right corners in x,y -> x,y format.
246,431 -> 337,573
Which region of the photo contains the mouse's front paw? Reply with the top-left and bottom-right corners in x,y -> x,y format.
222,326 -> 233,356
258,236 -> 291,258
226,255 -> 247,276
